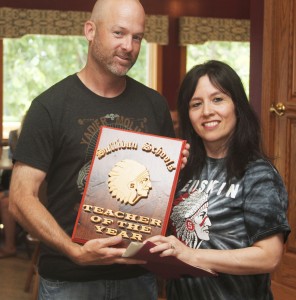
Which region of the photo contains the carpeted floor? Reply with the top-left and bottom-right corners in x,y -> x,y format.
0,249 -> 34,300
0,228 -> 37,300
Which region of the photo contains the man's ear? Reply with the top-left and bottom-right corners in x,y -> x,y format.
84,21 -> 96,41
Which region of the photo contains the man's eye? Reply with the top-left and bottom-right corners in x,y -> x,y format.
133,35 -> 142,42
114,31 -> 123,36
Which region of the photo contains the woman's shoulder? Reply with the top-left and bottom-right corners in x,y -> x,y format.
244,158 -> 285,189
245,158 -> 278,175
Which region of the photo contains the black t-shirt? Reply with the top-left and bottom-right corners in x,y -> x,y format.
167,157 -> 290,300
14,74 -> 175,281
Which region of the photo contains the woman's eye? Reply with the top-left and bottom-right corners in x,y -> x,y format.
190,102 -> 201,108
213,97 -> 223,103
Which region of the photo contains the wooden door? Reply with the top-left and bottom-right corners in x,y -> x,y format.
261,0 -> 296,298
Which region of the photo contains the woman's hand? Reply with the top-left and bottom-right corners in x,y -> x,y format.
181,143 -> 190,169
146,235 -> 190,259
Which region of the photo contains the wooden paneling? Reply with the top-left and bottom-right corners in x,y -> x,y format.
262,0 -> 296,297
249,0 -> 264,117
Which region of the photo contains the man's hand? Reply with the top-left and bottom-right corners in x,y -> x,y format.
70,235 -> 146,266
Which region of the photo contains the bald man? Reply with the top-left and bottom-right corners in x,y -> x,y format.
9,0 -> 177,299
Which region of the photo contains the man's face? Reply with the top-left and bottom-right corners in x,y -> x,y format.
89,4 -> 145,77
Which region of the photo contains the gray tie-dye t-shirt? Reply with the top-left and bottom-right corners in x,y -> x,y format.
168,157 -> 290,300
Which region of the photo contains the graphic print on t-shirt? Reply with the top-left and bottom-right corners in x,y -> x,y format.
171,190 -> 211,249
77,113 -> 148,194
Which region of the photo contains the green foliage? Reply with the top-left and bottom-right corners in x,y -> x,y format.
3,36 -> 248,127
4,35 -> 88,121
127,39 -> 147,85
186,41 -> 250,97
3,35 -> 147,123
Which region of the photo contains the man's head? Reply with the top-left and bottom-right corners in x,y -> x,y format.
85,0 -> 145,77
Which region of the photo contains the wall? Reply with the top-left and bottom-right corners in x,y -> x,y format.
249,0 -> 264,117
0,0 -> 250,16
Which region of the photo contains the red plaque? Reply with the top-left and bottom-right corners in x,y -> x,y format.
72,126 -> 186,247
123,241 -> 218,278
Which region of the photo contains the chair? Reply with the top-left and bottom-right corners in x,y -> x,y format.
24,234 -> 40,299
23,181 -> 47,299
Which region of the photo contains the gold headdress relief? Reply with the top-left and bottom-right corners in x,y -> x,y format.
108,159 -> 152,205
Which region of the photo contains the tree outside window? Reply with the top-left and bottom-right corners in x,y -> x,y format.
3,35 -> 148,138
187,41 -> 250,97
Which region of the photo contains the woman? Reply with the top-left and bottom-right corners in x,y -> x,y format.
147,60 -> 290,299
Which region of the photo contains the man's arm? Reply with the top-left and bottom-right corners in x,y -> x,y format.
9,162 -> 145,265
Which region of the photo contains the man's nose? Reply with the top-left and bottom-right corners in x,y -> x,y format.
122,36 -> 133,52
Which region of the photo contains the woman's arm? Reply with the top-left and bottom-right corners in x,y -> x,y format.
147,233 -> 284,275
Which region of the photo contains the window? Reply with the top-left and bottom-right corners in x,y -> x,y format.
3,35 -> 150,138
186,41 -> 250,97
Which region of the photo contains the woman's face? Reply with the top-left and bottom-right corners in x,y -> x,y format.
189,75 -> 237,158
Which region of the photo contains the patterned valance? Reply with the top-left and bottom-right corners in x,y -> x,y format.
145,15 -> 168,45
0,7 -> 169,45
179,16 -> 250,45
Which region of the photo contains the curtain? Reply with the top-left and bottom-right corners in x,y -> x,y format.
0,7 -> 169,45
179,16 -> 250,45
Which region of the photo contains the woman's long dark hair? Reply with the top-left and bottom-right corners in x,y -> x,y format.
177,60 -> 266,189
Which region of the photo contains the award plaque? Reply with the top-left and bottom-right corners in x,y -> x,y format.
72,126 -> 186,247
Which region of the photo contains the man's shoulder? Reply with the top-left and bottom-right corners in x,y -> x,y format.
36,74 -> 77,98
127,76 -> 163,98
126,77 -> 168,113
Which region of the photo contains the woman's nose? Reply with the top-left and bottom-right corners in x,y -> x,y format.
202,102 -> 214,115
